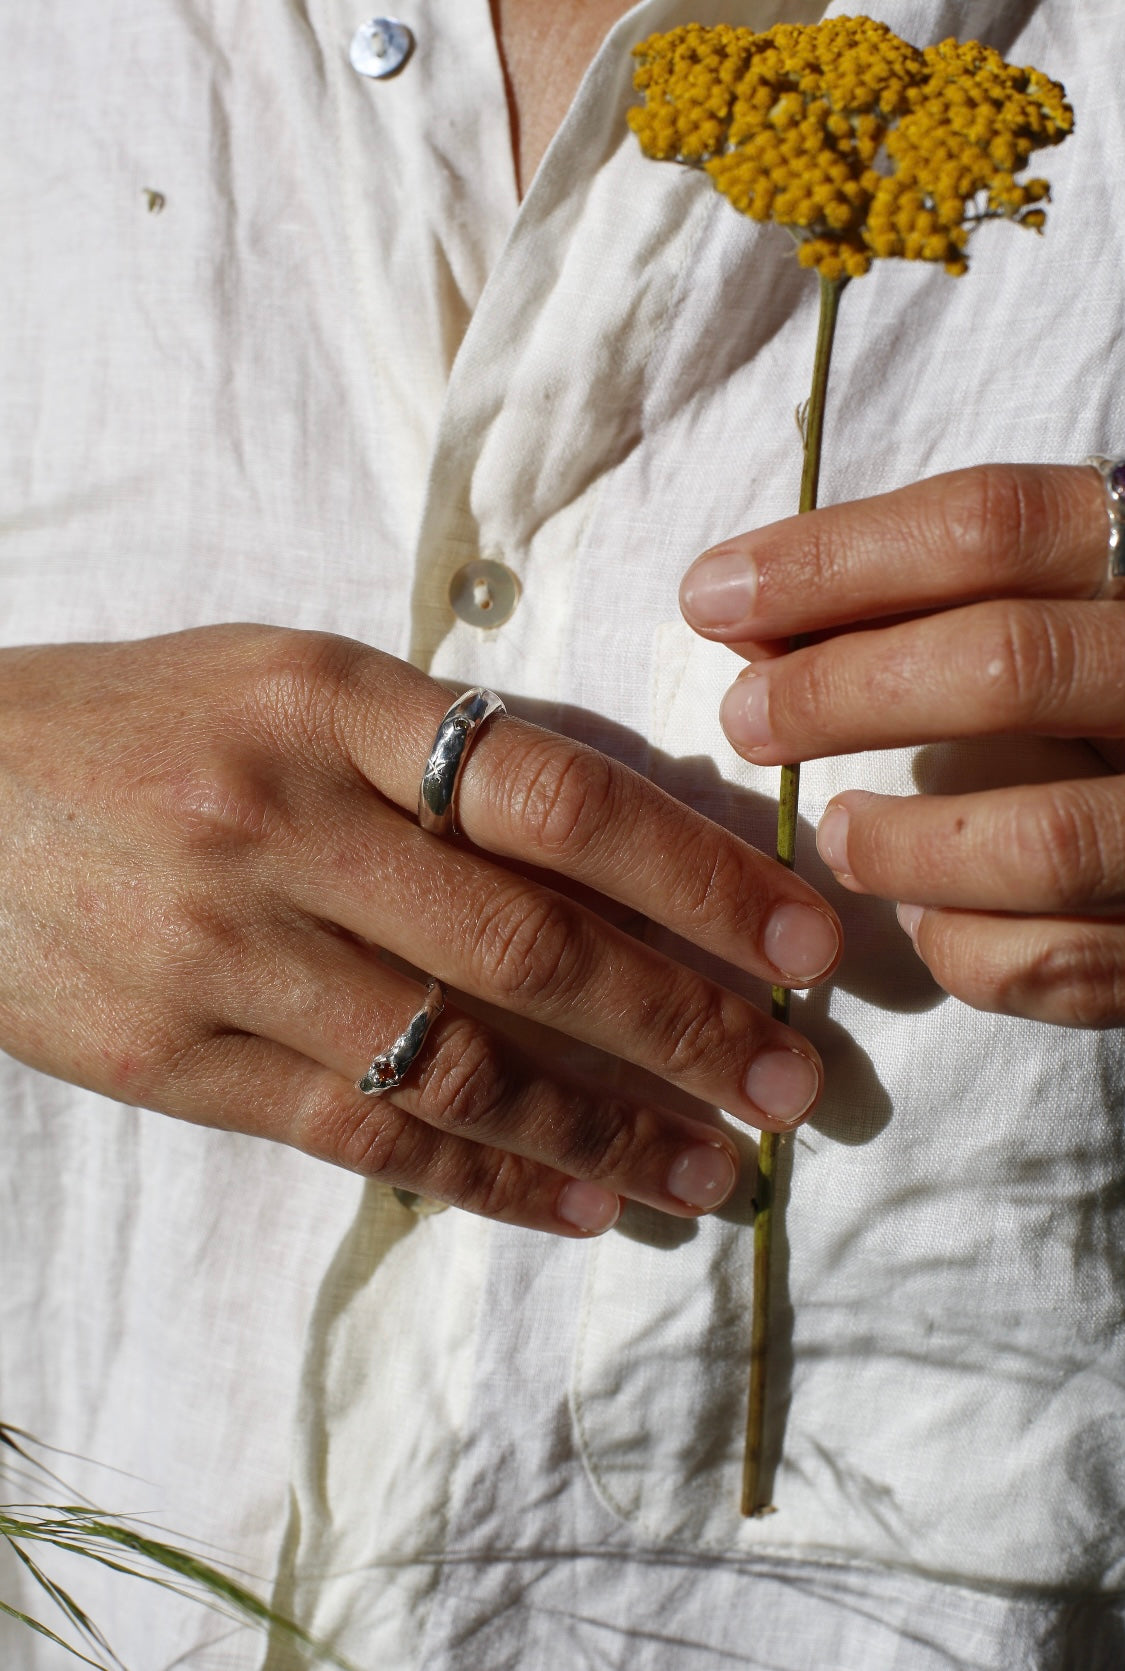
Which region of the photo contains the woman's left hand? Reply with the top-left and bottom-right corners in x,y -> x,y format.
680,463 -> 1125,1027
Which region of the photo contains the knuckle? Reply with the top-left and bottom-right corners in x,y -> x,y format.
922,917 -> 1125,1029
243,630 -> 366,752
671,826 -> 757,934
785,644 -> 901,742
783,510 -> 852,599
108,1021 -> 198,1105
556,1097 -> 649,1181
149,892 -> 253,997
452,1149 -> 533,1222
417,1017 -> 513,1136
1011,787 -> 1106,911
938,466 -> 1039,587
971,604 -> 1077,729
510,739 -> 622,862
471,887 -> 586,1008
290,1078 -> 380,1171
334,1099 -> 418,1178
154,755 -> 288,852
1015,933 -> 1125,1028
647,979 -> 740,1082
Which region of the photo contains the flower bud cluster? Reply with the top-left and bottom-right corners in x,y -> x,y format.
628,18 -> 1072,278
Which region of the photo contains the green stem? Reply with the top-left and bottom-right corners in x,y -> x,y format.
741,270 -> 845,1518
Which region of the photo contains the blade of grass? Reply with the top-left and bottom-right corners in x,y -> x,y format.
5,1536 -> 124,1666
0,1597 -> 110,1669
2,1432 -> 359,1669
3,1507 -> 358,1671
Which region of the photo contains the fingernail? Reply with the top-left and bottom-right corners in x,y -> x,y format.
667,1143 -> 738,1210
720,671 -> 771,753
557,1179 -> 622,1235
816,802 -> 850,873
896,902 -> 924,944
763,901 -> 840,983
680,547 -> 758,629
743,1049 -> 820,1126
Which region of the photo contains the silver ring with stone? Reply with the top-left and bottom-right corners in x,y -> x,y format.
418,688 -> 506,838
1085,456 -> 1125,598
357,979 -> 445,1096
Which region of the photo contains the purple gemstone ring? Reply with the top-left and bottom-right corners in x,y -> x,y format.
1086,455 -> 1125,599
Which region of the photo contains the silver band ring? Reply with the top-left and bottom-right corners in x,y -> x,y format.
418,688 -> 506,838
1085,456 -> 1125,599
357,979 -> 445,1096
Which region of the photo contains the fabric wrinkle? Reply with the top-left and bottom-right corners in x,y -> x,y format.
2,0 -> 1125,1665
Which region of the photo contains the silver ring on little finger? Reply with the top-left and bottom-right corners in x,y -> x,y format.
357,979 -> 445,1095
418,688 -> 506,838
1085,455 -> 1125,598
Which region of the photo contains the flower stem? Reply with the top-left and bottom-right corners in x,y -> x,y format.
741,271 -> 845,1518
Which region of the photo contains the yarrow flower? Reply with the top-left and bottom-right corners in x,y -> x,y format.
628,17 -> 1074,1521
629,17 -> 1073,279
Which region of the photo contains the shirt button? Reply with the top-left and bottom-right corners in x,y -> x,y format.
349,17 -> 414,79
448,559 -> 521,629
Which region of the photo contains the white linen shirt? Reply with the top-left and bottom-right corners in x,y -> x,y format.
2,1 -> 1125,1666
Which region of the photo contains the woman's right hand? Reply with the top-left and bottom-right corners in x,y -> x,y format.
0,626 -> 840,1235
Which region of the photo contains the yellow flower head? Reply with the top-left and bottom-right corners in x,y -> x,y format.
628,17 -> 1073,278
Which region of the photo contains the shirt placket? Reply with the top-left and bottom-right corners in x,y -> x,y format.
327,0 -> 519,657
405,0 -> 729,696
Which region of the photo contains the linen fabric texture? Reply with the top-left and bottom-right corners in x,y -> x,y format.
2,0 -> 1124,1666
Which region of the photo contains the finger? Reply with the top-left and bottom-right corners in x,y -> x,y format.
895,905 -> 1125,1028
812,778 -> 1123,915
158,1029 -> 626,1237
327,653 -> 841,988
224,929 -> 747,1216
717,599 -> 1125,766
680,464 -> 1108,642
290,805 -> 825,1133
459,721 -> 840,983
816,780 -> 1125,915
